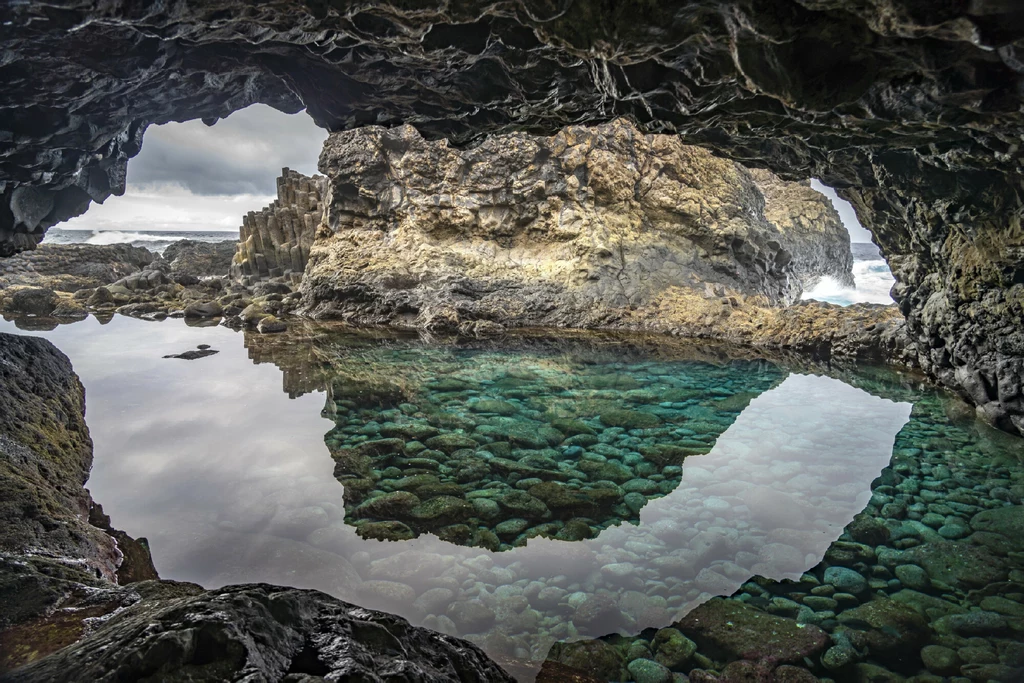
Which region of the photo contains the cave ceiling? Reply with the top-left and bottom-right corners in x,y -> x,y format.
0,0 -> 1021,253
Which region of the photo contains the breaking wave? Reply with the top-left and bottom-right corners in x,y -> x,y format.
802,259 -> 897,306
83,230 -> 172,245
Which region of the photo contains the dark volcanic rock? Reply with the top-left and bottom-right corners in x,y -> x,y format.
0,244 -> 154,292
4,583 -> 514,683
749,169 -> 854,289
0,334 -> 117,580
1,1 -> 1023,432
163,239 -> 236,278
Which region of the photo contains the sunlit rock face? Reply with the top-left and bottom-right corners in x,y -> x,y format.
231,168 -> 325,283
1,0 -> 1022,431
302,120 -> 851,327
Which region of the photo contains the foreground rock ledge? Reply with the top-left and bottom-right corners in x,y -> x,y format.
0,333 -> 512,682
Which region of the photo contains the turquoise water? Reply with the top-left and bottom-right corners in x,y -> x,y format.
1,316 -> 1021,681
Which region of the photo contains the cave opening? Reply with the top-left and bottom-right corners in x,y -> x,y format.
2,2 -> 1024,681
48,104 -> 325,249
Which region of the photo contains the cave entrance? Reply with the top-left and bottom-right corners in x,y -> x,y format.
800,179 -> 896,307
47,105 -> 325,261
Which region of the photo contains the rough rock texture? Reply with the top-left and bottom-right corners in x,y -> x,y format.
0,243 -> 305,329
0,244 -> 154,293
1,1 -> 1023,433
0,334 -> 118,580
5,583 -> 515,683
163,239 -> 235,279
749,170 -> 855,288
303,120 -> 849,326
232,168 -> 324,283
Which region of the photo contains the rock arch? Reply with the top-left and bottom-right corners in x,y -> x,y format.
1,1 -> 1022,433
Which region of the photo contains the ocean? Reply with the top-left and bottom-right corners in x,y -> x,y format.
801,242 -> 896,306
43,228 -> 237,255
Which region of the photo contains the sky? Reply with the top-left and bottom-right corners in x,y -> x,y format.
810,179 -> 872,242
63,104 -> 327,233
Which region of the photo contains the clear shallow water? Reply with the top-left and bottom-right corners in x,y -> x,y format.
42,228 -> 236,254
1,316 -> 1022,681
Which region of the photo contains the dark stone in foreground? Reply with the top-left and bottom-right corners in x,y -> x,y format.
3,583 -> 514,683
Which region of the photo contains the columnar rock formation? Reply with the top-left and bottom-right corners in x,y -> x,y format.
1,1 -> 1022,432
302,120 -> 851,328
231,168 -> 324,282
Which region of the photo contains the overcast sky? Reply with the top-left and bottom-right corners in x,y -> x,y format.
63,104 -> 327,233
810,179 -> 872,242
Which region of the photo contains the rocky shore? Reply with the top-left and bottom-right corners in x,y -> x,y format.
302,120 -> 852,326
0,332 -> 513,681
0,241 -> 303,335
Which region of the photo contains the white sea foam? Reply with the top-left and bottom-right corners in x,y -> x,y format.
802,259 -> 897,306
83,230 -> 176,245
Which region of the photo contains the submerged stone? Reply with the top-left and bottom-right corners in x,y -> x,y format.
677,598 -> 829,664
599,409 -> 661,430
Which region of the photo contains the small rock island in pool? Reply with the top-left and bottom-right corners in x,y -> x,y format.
1,1 -> 1024,681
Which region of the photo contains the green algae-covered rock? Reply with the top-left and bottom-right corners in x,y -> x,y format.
498,491 -> 550,520
425,433 -> 480,454
578,458 -> 634,484
410,495 -> 475,525
677,598 -> 829,664
356,520 -> 416,542
836,598 -> 930,669
652,627 -> 697,669
599,409 -> 661,429
353,491 -> 421,519
547,639 -> 626,681
627,658 -> 673,683
527,481 -> 598,518
470,399 -> 519,415
549,418 -> 597,436
638,444 -> 705,466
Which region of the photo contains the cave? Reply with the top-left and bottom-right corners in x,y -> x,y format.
2,0 -> 1021,435
2,2 -> 1024,682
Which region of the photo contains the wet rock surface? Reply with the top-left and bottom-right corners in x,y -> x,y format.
4,583 -> 514,683
0,243 -> 304,334
1,0 -> 1022,432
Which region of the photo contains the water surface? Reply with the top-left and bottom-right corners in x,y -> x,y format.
2,316 -> 1021,681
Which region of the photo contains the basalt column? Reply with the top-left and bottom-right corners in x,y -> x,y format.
232,168 -> 325,284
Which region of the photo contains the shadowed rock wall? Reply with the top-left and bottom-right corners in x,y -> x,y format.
0,1 -> 1022,433
749,170 -> 855,289
231,168 -> 324,283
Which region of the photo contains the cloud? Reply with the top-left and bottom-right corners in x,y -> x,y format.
811,180 -> 873,243
63,183 -> 274,233
127,104 -> 327,196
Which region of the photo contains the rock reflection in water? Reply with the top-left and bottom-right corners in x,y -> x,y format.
0,316 -> 916,680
